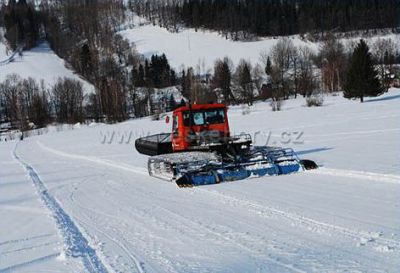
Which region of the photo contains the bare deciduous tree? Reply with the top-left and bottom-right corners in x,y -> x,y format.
0,75 -> 51,129
52,77 -> 84,123
268,38 -> 298,99
372,38 -> 396,92
297,46 -> 317,97
318,33 -> 346,92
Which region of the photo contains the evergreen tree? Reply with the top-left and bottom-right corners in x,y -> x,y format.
344,40 -> 383,103
212,57 -> 234,104
131,67 -> 138,87
168,94 -> 177,111
236,59 -> 253,104
181,69 -> 187,97
137,64 -> 145,87
80,44 -> 93,76
144,60 -> 150,85
265,56 -> 272,75
170,69 -> 176,86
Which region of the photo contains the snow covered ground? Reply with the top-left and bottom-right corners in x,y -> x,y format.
120,19 -> 400,71
120,25 -> 318,71
1,89 -> 400,272
0,42 -> 95,94
0,38 -> 8,60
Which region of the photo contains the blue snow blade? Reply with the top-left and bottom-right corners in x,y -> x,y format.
174,147 -> 305,187
190,172 -> 218,186
248,165 -> 279,177
217,168 -> 249,182
277,162 -> 301,174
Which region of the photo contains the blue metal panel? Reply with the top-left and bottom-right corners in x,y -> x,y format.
248,166 -> 279,177
217,169 -> 249,182
278,163 -> 301,174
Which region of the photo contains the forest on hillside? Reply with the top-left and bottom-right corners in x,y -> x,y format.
129,0 -> 400,40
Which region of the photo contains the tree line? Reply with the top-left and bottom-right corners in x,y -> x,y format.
0,76 -> 85,130
2,0 -> 40,49
129,0 -> 400,39
0,1 -> 399,130
132,54 -> 177,88
0,36 -> 397,130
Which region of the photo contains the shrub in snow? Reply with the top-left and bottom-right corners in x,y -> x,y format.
151,110 -> 161,121
270,98 -> 283,111
56,124 -> 64,132
306,93 -> 324,107
241,105 -> 251,115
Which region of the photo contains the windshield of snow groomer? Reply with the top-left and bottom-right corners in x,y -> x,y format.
183,108 -> 225,126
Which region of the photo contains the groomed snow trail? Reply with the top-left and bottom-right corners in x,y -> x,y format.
3,89 -> 400,272
34,139 -> 400,272
0,253 -> 60,273
312,168 -> 400,184
37,141 -> 400,250
12,142 -> 111,273
0,46 -> 22,66
36,141 -> 308,272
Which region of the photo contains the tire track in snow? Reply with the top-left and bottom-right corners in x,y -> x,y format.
38,141 -> 306,272
0,253 -> 60,273
0,234 -> 53,247
157,207 -> 308,273
36,141 -> 400,251
37,141 -> 148,176
73,185 -> 304,273
12,142 -> 111,273
68,187 -> 147,273
310,167 -> 400,184
198,188 -> 400,250
74,214 -> 147,273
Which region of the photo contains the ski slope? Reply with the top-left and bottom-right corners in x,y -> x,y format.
119,19 -> 400,71
0,42 -> 95,94
120,24 -> 319,71
1,89 -> 400,272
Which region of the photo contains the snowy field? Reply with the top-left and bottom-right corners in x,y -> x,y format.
0,38 -> 8,60
0,42 -> 95,94
1,88 -> 399,272
120,21 -> 400,71
120,25 -> 318,71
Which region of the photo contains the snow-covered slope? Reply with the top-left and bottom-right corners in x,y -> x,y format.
0,38 -> 8,60
120,25 -> 318,71
1,89 -> 399,272
120,20 -> 400,71
0,40 -> 15,65
0,42 -> 95,94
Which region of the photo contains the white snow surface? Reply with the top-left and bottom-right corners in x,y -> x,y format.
1,89 -> 400,272
0,42 -> 95,94
120,25 -> 318,71
120,19 -> 400,71
0,40 -> 10,60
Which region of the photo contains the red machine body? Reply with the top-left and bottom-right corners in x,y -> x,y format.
171,103 -> 230,152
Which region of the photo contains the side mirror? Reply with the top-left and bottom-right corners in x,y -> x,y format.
165,116 -> 170,124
